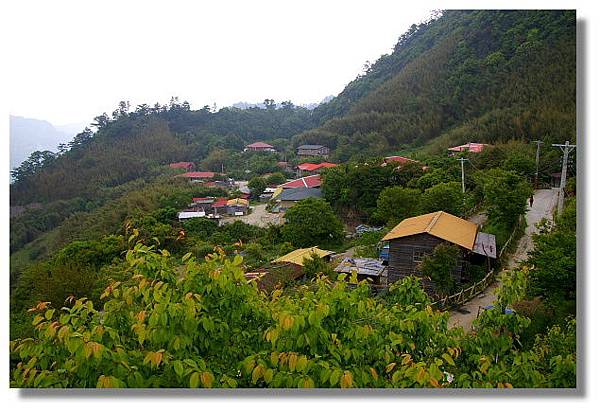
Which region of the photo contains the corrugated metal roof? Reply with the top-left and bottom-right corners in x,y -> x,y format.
272,246 -> 334,266
384,156 -> 416,164
382,211 -> 478,251
280,174 -> 321,189
473,232 -> 497,258
226,198 -> 249,207
448,142 -> 489,153
169,162 -> 194,169
246,141 -> 273,148
334,258 -> 386,277
177,171 -> 216,178
297,144 -> 326,150
212,197 -> 229,208
279,187 -> 322,201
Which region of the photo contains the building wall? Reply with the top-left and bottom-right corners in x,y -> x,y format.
297,147 -> 329,157
387,233 -> 467,292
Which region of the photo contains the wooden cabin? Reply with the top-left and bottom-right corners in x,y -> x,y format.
382,211 -> 496,292
296,144 -> 330,157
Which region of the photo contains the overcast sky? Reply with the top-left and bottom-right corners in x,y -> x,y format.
4,0 -> 433,125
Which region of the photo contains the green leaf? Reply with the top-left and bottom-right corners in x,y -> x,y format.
442,353 -> 455,366
190,372 -> 200,388
44,309 -> 55,320
173,360 -> 184,377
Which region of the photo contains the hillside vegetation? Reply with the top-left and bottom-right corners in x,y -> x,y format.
297,10 -> 575,160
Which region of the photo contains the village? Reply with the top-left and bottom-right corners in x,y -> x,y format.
164,138 -> 566,322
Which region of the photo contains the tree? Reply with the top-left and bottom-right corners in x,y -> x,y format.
420,182 -> 464,216
477,168 -> 532,226
281,198 -> 344,247
265,173 -> 286,186
11,242 -> 577,388
419,243 -> 459,295
502,151 -> 536,177
527,198 -> 576,311
248,177 -> 267,198
373,186 -> 421,225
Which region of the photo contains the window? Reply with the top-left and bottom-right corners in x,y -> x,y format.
413,247 -> 428,263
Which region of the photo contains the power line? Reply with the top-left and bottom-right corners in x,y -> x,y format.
532,140 -> 544,189
456,158 -> 468,193
551,140 -> 576,214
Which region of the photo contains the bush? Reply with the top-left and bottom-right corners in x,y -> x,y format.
282,198 -> 344,247
420,243 -> 460,295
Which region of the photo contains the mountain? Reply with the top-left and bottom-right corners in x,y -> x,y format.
9,10 -> 575,261
9,115 -> 86,170
300,10 -> 575,160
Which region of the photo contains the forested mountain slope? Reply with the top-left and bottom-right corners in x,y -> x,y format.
297,10 -> 576,160
10,102 -> 315,206
9,10 -> 575,263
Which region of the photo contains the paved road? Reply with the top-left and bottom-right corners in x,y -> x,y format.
447,188 -> 559,331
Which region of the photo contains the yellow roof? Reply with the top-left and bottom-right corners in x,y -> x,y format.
272,246 -> 334,266
226,198 -> 249,206
271,186 -> 284,200
381,211 -> 478,250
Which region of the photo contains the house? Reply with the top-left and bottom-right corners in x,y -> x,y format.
382,156 -> 417,166
381,211 -> 496,291
209,197 -> 228,214
272,246 -> 335,266
296,144 -> 330,157
226,198 -> 249,216
178,211 -> 208,221
277,161 -> 292,172
169,162 -> 195,172
275,187 -> 322,211
296,162 -> 337,176
244,141 -> 276,152
176,171 -> 217,182
448,142 -> 489,156
259,187 -> 277,201
334,258 -> 387,285
279,174 -> 321,189
245,247 -> 334,291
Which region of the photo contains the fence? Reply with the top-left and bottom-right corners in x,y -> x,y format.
430,215 -> 523,310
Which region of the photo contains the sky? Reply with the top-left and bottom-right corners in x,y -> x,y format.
3,0 -> 433,126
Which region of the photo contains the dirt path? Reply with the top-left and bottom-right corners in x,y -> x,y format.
220,203 -> 284,228
447,188 -> 559,331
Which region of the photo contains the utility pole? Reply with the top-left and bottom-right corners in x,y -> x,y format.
457,158 -> 468,193
532,140 -> 543,189
552,140 -> 576,214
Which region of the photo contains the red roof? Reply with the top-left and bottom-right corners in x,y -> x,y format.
177,171 -> 216,179
448,143 -> 488,153
384,156 -> 416,165
281,174 -> 321,189
297,162 -> 338,171
212,197 -> 229,208
202,181 -> 217,187
246,141 -> 274,149
297,163 -> 321,172
169,162 -> 194,169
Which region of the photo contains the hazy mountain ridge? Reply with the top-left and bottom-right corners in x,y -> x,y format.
9,115 -> 86,170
